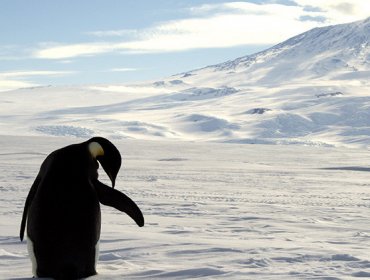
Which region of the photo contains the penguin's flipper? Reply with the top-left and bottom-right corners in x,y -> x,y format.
20,176 -> 41,241
95,180 -> 144,227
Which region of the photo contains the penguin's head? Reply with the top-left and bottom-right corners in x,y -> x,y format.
88,137 -> 121,188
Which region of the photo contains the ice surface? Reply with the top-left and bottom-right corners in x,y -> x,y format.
1,136 -> 370,279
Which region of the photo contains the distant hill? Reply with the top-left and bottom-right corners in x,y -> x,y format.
1,17 -> 369,147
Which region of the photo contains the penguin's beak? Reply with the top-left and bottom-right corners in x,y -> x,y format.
89,137 -> 122,188
97,157 -> 119,188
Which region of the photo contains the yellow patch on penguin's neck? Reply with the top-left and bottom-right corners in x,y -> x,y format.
89,142 -> 104,158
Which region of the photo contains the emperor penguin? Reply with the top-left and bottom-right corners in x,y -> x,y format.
20,137 -> 144,279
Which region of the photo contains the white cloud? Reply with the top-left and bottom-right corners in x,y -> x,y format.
0,70 -> 74,78
87,29 -> 138,37
35,43 -> 117,59
0,80 -> 39,92
0,70 -> 75,92
33,1 -> 369,59
294,0 -> 370,23
108,68 -> 138,72
118,11 -> 314,52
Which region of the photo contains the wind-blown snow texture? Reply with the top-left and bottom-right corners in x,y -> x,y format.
0,18 -> 369,147
1,136 -> 370,279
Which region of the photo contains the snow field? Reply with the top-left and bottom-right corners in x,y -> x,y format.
1,136 -> 370,279
1,80 -> 369,147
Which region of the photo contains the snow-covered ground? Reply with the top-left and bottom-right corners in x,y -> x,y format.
1,78 -> 369,148
2,136 -> 370,279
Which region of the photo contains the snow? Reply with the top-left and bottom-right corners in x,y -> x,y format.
0,77 -> 370,147
1,80 -> 369,147
1,17 -> 370,279
1,136 -> 370,279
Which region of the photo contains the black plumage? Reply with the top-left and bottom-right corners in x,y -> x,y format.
20,137 -> 144,279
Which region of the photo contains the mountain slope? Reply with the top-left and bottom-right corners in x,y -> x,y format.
179,17 -> 370,86
0,18 -> 369,147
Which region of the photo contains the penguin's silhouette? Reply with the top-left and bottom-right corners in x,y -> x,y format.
20,137 -> 144,279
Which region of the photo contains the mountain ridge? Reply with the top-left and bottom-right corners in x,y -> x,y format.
178,16 -> 370,85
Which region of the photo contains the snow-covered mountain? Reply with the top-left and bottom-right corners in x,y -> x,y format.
180,16 -> 370,85
1,17 -> 369,147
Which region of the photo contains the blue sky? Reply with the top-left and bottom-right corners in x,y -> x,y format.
0,0 -> 368,91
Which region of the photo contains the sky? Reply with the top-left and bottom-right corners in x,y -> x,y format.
0,0 -> 369,91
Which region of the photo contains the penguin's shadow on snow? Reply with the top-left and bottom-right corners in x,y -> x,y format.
10,277 -> 98,280
321,166 -> 370,172
9,278 -> 36,280
10,276 -> 101,279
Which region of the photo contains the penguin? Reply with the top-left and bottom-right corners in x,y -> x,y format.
19,137 -> 144,279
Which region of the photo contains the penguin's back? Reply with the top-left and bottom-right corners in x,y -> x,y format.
26,146 -> 101,278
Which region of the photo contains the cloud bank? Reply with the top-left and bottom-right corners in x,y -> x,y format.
32,1 -> 369,59
0,71 -> 74,92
